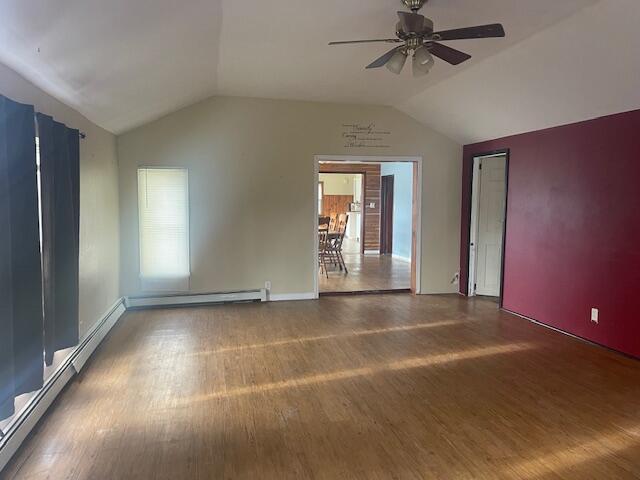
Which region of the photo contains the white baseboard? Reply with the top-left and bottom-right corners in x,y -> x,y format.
72,302 -> 126,372
363,249 -> 380,255
125,289 -> 267,308
392,254 -> 411,263
268,292 -> 317,302
0,297 -> 126,474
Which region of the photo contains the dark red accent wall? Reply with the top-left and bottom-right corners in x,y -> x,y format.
460,110 -> 640,359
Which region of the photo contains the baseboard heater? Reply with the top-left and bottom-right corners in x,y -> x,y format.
125,289 -> 267,309
0,298 -> 126,473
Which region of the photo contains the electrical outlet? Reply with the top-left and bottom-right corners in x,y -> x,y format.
591,308 -> 599,324
265,281 -> 271,291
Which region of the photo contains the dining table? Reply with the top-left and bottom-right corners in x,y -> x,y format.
318,225 -> 341,240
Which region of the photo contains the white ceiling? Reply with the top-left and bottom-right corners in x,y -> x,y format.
2,0 -> 630,142
0,0 -> 223,134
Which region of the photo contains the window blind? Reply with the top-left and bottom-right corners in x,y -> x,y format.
137,168 -> 190,291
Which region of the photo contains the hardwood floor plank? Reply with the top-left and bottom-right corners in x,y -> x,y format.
2,295 -> 640,479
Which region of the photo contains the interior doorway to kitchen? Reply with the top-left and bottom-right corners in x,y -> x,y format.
314,156 -> 422,296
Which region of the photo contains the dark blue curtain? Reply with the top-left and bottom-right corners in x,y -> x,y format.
36,114 -> 80,366
0,96 -> 43,420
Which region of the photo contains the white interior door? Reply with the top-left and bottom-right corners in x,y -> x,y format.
475,156 -> 506,297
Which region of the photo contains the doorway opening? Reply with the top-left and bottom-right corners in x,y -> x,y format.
467,151 -> 509,304
314,156 -> 422,297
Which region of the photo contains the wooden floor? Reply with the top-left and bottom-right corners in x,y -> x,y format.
3,295 -> 640,479
319,239 -> 411,293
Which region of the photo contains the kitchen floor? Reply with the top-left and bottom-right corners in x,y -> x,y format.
319,238 -> 411,293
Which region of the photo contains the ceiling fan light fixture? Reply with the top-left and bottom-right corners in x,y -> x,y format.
412,54 -> 432,77
386,50 -> 408,74
414,45 -> 432,65
412,46 -> 434,76
413,61 -> 427,77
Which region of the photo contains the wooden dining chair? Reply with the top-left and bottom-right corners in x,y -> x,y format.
329,215 -> 337,232
331,213 -> 349,274
318,229 -> 331,278
336,213 -> 348,233
319,216 -> 330,230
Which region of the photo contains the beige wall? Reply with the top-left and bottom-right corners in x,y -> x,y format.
320,173 -> 359,196
0,62 -> 120,337
117,96 -> 462,296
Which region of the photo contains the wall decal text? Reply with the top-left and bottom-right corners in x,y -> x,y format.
342,123 -> 391,148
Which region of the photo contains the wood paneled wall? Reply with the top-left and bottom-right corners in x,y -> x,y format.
322,195 -> 353,220
319,163 -> 381,252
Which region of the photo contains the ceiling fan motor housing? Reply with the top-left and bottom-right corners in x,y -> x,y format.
396,17 -> 434,41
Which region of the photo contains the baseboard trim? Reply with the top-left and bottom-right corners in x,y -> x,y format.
0,297 -> 126,474
268,292 -> 317,302
72,302 -> 126,372
392,254 -> 411,263
125,289 -> 267,309
502,307 -> 639,362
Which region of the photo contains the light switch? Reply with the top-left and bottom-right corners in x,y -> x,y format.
591,308 -> 599,324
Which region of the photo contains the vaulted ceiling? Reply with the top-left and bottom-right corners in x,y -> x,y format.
398,0 -> 640,143
1,0 -> 636,143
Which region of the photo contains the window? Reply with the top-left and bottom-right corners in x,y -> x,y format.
137,168 -> 190,291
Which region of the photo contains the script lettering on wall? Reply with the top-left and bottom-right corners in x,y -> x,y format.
342,123 -> 391,148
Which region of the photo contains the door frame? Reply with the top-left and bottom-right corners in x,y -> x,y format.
467,149 -> 510,306
313,155 -> 422,298
318,181 -> 324,215
380,175 -> 394,254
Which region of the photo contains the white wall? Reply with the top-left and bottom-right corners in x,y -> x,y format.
117,96 -> 462,296
380,162 -> 413,261
0,62 -> 120,337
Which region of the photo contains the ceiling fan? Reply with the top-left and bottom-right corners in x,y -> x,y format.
329,0 -> 505,76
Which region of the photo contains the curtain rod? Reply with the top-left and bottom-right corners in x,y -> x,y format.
33,112 -> 86,139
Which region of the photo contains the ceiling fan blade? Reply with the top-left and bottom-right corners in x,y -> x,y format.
397,11 -> 426,33
366,46 -> 404,69
329,39 -> 402,45
428,42 -> 471,65
432,23 -> 505,41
